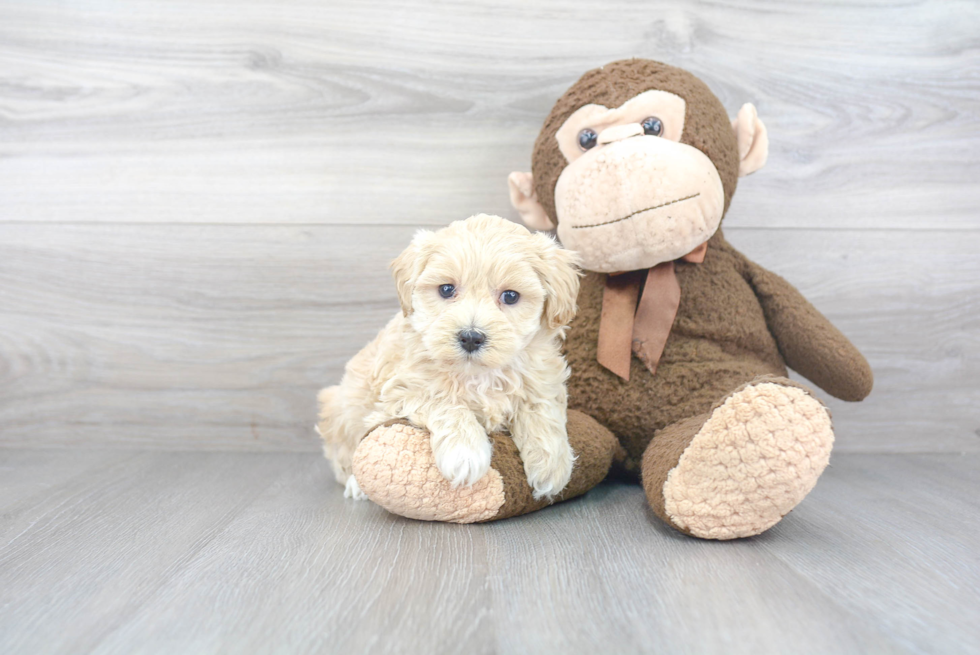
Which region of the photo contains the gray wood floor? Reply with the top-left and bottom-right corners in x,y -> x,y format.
0,450 -> 977,655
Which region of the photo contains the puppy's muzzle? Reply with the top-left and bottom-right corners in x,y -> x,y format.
457,329 -> 486,353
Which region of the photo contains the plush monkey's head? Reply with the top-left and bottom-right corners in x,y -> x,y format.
509,59 -> 768,273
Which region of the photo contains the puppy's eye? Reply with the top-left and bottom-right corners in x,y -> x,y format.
641,116 -> 663,136
438,284 -> 456,299
578,128 -> 598,151
500,290 -> 520,305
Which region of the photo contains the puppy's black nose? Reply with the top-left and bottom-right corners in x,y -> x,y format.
458,329 -> 486,353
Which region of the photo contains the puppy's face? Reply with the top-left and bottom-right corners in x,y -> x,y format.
391,214 -> 580,371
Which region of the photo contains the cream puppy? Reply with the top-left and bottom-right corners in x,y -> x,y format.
317,214 -> 581,502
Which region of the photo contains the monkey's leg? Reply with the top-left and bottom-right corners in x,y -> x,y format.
641,376 -> 834,540
351,410 -> 619,524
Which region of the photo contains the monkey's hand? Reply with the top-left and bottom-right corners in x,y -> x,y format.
744,259 -> 873,402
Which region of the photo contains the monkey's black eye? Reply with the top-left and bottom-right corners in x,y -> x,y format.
642,116 -> 663,136
578,128 -> 598,150
500,290 -> 520,305
439,284 -> 456,299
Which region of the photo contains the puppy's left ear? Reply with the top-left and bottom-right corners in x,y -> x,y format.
532,233 -> 581,330
390,230 -> 436,317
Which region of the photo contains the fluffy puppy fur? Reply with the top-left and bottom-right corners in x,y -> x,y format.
317,214 -> 581,501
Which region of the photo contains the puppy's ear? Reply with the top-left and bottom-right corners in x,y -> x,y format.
531,233 -> 581,330
390,230 -> 436,317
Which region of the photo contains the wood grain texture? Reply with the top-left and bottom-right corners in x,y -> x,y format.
0,0 -> 978,453
0,448 -> 135,513
0,223 -> 415,452
0,450 -> 297,654
757,454 -> 980,654
1,224 -> 977,452
91,453 -> 495,655
2,450 -> 977,654
0,0 -> 977,228
480,485 -> 910,654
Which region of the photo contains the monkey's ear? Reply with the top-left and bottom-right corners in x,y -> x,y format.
389,230 -> 435,317
508,172 -> 556,231
731,103 -> 769,177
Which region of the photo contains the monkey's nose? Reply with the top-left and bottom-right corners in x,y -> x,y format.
458,329 -> 486,353
597,123 -> 644,145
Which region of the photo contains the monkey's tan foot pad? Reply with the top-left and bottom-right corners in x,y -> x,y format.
352,410 -> 617,524
643,380 -> 834,540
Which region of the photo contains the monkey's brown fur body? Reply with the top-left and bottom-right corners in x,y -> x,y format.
349,60 -> 872,538
568,234 -> 873,477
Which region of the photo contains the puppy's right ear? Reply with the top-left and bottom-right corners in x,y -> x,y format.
390,230 -> 435,317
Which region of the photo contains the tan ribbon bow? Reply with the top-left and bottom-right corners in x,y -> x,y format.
596,242 -> 708,381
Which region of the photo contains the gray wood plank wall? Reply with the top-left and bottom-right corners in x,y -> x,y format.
1,0 -> 978,453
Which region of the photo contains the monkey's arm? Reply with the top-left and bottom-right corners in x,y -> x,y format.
742,259 -> 873,402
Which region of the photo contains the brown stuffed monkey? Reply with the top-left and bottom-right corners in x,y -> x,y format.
349,59 -> 872,538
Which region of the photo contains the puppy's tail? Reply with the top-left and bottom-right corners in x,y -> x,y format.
316,385 -> 358,484
315,385 -> 340,449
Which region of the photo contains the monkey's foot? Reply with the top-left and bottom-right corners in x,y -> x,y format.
642,377 -> 834,540
352,411 -> 618,524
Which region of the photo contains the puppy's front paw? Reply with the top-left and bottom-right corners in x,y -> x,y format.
523,441 -> 575,501
344,475 -> 369,500
432,431 -> 492,487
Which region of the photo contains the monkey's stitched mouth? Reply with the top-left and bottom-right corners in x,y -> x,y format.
571,193 -> 701,229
